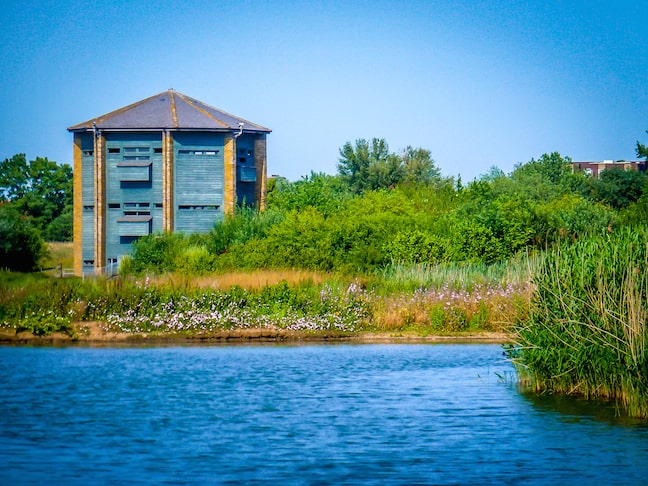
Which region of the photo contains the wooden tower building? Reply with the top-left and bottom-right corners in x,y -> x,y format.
68,90 -> 271,275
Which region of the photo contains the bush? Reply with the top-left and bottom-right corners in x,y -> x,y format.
120,232 -> 187,275
384,229 -> 448,264
175,245 -> 215,275
447,221 -> 505,264
207,206 -> 284,254
0,204 -> 47,272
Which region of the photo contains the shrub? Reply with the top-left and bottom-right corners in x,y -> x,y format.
383,229 -> 448,264
0,203 -> 47,272
447,221 -> 505,264
120,232 -> 187,275
207,206 -> 284,254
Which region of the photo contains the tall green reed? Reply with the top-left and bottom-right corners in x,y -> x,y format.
507,227 -> 648,417
375,252 -> 537,293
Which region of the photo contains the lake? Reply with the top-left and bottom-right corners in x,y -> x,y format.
1,343 -> 647,484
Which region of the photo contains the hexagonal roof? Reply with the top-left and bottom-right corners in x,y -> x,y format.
68,90 -> 271,133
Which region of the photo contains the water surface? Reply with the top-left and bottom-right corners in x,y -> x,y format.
1,344 -> 647,484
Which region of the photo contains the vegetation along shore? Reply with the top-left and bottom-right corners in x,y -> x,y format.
3,136 -> 648,416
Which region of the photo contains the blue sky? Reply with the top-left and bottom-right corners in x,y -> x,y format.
1,0 -> 646,181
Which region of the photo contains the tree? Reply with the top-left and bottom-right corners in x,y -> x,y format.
637,130 -> 648,160
400,146 -> 442,186
338,138 -> 396,193
512,152 -> 573,186
338,139 -> 440,193
503,152 -> 575,203
579,168 -> 648,209
480,166 -> 506,182
0,154 -> 73,240
0,203 -> 47,272
266,171 -> 351,215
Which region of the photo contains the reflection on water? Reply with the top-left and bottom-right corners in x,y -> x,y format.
0,343 -> 647,485
519,388 -> 648,428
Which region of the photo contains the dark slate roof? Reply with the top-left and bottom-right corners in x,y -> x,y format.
68,90 -> 271,133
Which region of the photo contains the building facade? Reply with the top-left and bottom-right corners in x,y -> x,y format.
572,160 -> 646,178
68,90 -> 271,275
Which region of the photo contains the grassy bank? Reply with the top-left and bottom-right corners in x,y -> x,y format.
506,228 -> 648,418
0,259 -> 532,340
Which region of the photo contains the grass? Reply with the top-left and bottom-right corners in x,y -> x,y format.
39,242 -> 74,277
372,283 -> 530,333
1,254 -> 532,338
374,252 -> 538,293
366,255 -> 535,333
506,228 -> 648,418
143,269 -> 338,291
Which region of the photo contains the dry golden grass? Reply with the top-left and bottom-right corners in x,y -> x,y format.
41,242 -> 74,274
146,269 -> 335,291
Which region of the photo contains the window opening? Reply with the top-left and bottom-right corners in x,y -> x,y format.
120,236 -> 140,245
124,202 -> 150,208
123,146 -> 150,161
178,149 -> 219,155
123,202 -> 151,215
123,147 -> 150,153
178,205 -> 219,211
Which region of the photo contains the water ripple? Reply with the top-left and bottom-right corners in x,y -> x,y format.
0,344 -> 647,485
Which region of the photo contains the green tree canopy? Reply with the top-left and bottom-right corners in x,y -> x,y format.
637,130 -> 648,160
400,146 -> 442,186
511,152 -> 573,186
0,203 -> 47,272
267,171 -> 351,215
0,154 -> 73,240
337,139 -> 441,193
579,167 -> 648,209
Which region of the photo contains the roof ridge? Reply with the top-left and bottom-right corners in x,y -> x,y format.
175,92 -> 229,128
169,90 -> 179,128
69,91 -> 171,130
178,93 -> 271,132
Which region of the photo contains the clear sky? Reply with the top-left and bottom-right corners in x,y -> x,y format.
1,0 -> 646,181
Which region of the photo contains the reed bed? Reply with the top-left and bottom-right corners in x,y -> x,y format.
376,253 -> 538,293
506,228 -> 648,417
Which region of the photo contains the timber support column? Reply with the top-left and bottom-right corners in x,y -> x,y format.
224,135 -> 236,215
72,134 -> 83,276
254,134 -> 267,210
93,130 -> 106,275
162,130 -> 175,232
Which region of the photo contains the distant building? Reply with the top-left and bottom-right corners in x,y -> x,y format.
572,160 -> 646,178
68,90 -> 271,276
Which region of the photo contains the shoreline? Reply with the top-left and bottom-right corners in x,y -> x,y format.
0,323 -> 508,346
